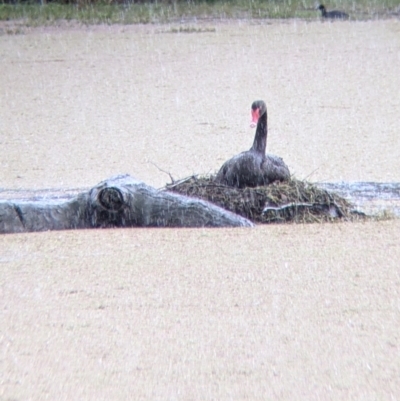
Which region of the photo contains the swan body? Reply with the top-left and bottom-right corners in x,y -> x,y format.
215,100 -> 290,188
317,4 -> 349,19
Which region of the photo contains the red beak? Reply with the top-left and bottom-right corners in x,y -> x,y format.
250,108 -> 259,128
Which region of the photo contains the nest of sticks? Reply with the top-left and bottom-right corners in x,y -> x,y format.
166,175 -> 356,224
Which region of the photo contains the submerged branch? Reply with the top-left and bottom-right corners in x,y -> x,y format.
0,174 -> 253,234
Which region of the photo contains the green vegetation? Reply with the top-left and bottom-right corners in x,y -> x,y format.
0,0 -> 399,25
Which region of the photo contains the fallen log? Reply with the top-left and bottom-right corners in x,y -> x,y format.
318,182 -> 400,218
1,175 -> 399,234
0,175 -> 254,234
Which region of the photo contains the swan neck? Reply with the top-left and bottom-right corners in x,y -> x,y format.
251,111 -> 267,154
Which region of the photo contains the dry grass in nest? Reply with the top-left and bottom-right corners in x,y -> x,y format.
165,175 -> 357,224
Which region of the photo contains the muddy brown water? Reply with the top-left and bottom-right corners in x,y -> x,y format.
1,20 -> 400,399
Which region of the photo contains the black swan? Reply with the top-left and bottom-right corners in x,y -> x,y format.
317,4 -> 349,19
215,100 -> 290,188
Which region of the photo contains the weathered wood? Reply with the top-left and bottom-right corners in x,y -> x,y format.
0,175 -> 254,234
260,182 -> 400,220
1,177 -> 399,234
318,182 -> 400,218
0,195 -> 88,234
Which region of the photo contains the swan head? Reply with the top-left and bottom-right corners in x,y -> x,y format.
250,100 -> 267,128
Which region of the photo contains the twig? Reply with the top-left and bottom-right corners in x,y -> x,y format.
148,161 -> 175,183
303,167 -> 320,181
163,175 -> 199,190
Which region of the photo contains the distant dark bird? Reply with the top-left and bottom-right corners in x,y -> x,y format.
317,4 -> 349,19
215,100 -> 290,188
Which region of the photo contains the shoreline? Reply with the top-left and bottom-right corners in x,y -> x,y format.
1,11 -> 400,34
